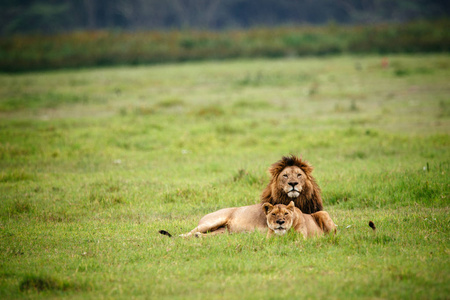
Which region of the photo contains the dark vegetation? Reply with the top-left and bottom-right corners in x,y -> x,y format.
0,20 -> 449,72
19,275 -> 77,292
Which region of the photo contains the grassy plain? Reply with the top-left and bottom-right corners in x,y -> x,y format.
0,54 -> 449,299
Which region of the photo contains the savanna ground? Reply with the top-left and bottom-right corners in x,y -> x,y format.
0,54 -> 449,299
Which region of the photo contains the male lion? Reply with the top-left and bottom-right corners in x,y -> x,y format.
176,155 -> 325,237
263,201 -> 336,238
261,155 -> 323,214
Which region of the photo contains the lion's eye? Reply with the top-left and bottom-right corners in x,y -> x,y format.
283,174 -> 288,178
284,213 -> 288,215
272,213 -> 276,216
297,174 -> 302,178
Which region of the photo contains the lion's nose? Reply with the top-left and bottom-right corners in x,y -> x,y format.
288,182 -> 298,187
276,220 -> 285,225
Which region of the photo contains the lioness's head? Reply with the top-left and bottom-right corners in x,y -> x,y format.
261,155 -> 323,214
262,201 -> 296,236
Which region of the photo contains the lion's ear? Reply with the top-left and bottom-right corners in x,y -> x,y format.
262,203 -> 273,215
287,201 -> 295,212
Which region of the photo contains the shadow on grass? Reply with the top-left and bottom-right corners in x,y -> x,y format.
19,275 -> 79,293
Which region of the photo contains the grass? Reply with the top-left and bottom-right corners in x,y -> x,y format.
0,54 -> 449,299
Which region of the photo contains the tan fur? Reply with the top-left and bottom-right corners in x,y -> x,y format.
261,155 -> 323,214
180,155 -> 325,237
180,204 -> 267,237
263,201 -> 336,238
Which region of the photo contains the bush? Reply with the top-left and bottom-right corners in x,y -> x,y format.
0,20 -> 448,72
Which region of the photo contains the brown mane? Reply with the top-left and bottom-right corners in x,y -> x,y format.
261,155 -> 323,214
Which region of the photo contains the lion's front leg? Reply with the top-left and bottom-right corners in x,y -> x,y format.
266,229 -> 276,238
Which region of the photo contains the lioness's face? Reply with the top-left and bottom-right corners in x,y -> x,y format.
263,203 -> 295,236
277,166 -> 306,198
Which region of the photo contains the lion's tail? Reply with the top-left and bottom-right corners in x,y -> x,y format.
369,221 -> 376,232
158,230 -> 173,238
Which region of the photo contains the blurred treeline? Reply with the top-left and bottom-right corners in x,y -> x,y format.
1,0 -> 449,35
1,20 -> 449,72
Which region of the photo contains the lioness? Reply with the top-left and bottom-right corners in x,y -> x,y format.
263,201 -> 336,238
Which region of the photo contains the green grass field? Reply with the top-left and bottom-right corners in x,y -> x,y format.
0,54 -> 449,299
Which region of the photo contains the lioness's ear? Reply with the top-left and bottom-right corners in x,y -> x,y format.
262,203 -> 273,215
287,201 -> 295,211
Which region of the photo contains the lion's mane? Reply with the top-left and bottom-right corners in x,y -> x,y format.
261,155 -> 323,214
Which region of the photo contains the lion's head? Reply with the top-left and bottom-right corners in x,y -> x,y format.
262,202 -> 295,235
261,155 -> 323,214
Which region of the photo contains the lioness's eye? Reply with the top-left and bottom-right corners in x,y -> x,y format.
284,213 -> 288,215
272,213 -> 276,216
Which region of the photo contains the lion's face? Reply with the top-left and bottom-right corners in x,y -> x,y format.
276,166 -> 307,199
263,202 -> 295,236
261,155 -> 323,214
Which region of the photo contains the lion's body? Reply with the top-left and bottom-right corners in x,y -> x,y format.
180,204 -> 267,237
263,202 -> 336,238
179,155 -> 326,237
